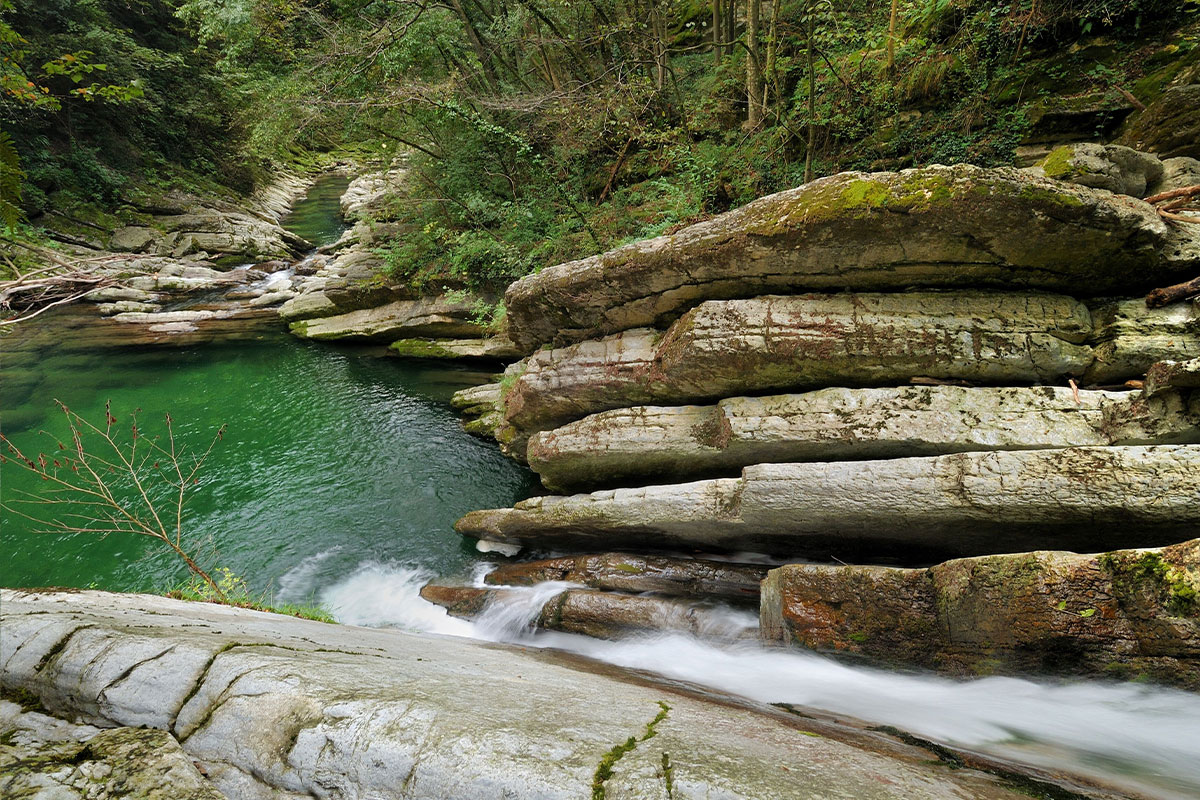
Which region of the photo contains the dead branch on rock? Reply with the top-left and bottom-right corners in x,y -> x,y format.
1145,184 -> 1200,226
1146,274 -> 1200,309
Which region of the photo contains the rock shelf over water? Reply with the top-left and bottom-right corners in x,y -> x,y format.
503,164 -> 1199,350
1,590 -> 1040,800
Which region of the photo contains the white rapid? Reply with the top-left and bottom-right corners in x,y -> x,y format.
321,560 -> 1200,800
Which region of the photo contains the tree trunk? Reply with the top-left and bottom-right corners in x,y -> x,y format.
887,0 -> 899,73
762,0 -> 781,119
804,1 -> 816,182
746,0 -> 762,129
713,0 -> 723,63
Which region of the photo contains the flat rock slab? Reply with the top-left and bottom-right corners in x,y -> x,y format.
1,590 -> 1030,800
527,386 -> 1200,492
288,295 -> 485,342
458,445 -> 1200,562
388,335 -> 523,360
501,292 -> 1096,449
760,540 -> 1200,688
485,553 -> 769,604
504,163 -> 1194,350
419,583 -> 756,640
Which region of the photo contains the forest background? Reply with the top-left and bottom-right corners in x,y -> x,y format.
1,0 -> 1196,295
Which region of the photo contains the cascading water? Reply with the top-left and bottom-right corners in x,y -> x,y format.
6,174 -> 1198,800
320,560 -> 1200,800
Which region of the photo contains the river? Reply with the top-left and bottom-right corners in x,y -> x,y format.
2,175 -> 1198,800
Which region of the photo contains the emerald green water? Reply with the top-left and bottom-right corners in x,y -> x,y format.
0,176 -> 536,600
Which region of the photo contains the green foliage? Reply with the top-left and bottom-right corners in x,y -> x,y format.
0,129 -> 22,230
169,566 -> 337,622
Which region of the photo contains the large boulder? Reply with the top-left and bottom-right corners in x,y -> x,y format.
504,164 -> 1193,350
759,540 -> 1200,688
1118,84 -> 1200,160
499,292 -> 1095,452
457,445 -> 1200,562
1032,143 -> 1163,198
527,386 -> 1200,493
1,589 -> 1030,800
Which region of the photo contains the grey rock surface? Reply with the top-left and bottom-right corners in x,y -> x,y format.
1033,143 -> 1164,197
1086,299 -> 1200,382
0,701 -> 225,799
288,296 -> 486,342
1,590 -> 1031,800
500,292 -> 1096,451
504,164 -> 1193,350
527,386 -> 1200,492
458,445 -> 1200,561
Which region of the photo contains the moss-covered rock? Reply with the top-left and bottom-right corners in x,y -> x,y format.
1118,84 -> 1200,159
1033,143 -> 1163,197
504,164 -> 1192,351
760,540 -> 1200,688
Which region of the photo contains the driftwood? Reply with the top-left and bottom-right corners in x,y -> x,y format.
1145,184 -> 1200,226
1146,274 -> 1200,309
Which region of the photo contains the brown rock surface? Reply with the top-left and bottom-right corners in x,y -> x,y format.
760,540 -> 1200,687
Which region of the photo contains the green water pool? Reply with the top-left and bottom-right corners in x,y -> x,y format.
1,175 -> 537,601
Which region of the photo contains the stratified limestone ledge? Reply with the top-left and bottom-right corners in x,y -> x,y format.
505,163 -> 1194,350
759,540 -> 1200,687
501,291 -> 1096,450
1,590 -> 1028,800
288,295 -> 486,342
457,445 -> 1200,561
527,386 -> 1200,492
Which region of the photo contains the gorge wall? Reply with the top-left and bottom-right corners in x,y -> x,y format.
436,152 -> 1200,687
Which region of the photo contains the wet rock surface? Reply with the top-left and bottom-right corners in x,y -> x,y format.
1,590 -> 1037,800
484,553 -> 769,604
759,540 -> 1200,688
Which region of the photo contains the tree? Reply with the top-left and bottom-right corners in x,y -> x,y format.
1,401 -> 230,602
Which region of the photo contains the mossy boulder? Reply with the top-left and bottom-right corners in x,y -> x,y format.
1118,84 -> 1200,159
760,540 -> 1200,687
1033,143 -> 1163,198
504,164 -> 1192,350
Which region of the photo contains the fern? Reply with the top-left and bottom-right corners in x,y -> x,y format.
0,130 -> 24,232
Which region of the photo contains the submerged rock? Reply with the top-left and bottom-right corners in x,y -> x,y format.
458,445 -> 1200,562
388,334 -> 523,360
420,582 -> 756,640
504,164 -> 1194,350
1,589 -> 1034,800
759,540 -> 1200,687
527,386 -> 1200,493
484,553 -> 768,604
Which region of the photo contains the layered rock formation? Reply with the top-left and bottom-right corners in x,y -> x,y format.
281,165 -> 517,356
449,156 -> 1200,684
760,540 -> 1200,687
2,589 -> 1046,800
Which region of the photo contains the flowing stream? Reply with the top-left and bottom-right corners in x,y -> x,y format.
3,175 -> 1198,799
